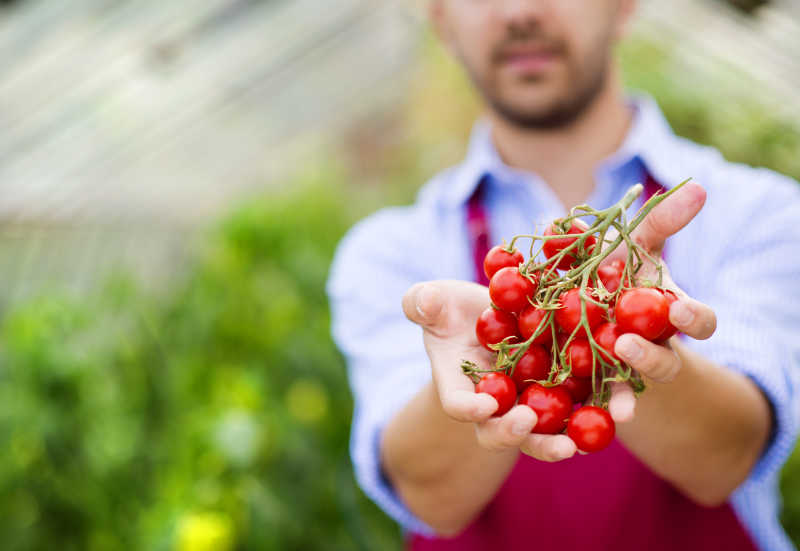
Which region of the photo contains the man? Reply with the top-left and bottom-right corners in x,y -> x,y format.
327,1 -> 800,549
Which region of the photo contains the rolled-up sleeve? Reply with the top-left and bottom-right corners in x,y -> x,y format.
327,207 -> 437,535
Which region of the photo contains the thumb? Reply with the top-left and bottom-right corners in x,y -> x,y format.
402,282 -> 446,329
632,181 -> 706,253
402,280 -> 490,338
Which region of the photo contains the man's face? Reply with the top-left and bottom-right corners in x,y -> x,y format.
432,0 -> 633,129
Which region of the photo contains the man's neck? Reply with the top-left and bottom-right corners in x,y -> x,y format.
488,64 -> 633,210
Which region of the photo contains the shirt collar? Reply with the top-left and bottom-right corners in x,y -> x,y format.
439,95 -> 688,208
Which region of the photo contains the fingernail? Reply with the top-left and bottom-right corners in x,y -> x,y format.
617,337 -> 643,362
416,285 -> 433,319
671,301 -> 694,326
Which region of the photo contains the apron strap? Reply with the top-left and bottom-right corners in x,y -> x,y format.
466,178 -> 491,285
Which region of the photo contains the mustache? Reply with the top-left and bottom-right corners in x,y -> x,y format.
490,30 -> 567,63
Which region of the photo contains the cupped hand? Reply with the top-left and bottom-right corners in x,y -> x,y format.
402,280 -> 577,462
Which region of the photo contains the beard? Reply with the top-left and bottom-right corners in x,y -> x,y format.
461,26 -> 614,130
485,61 -> 610,130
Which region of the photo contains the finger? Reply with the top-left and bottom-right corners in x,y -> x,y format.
615,333 -> 681,383
520,433 -> 577,462
608,381 -> 636,423
438,387 -> 499,423
631,182 -> 706,254
475,405 -> 538,451
426,338 -> 497,421
429,345 -> 498,423
669,297 -> 717,340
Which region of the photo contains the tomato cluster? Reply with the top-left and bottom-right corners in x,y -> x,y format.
467,214 -> 679,454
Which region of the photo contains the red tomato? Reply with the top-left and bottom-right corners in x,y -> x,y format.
475,307 -> 519,351
561,376 -> 592,403
518,383 -> 573,434
518,305 -> 553,345
616,288 -> 670,341
594,322 -> 623,363
655,289 -> 679,343
511,345 -> 551,393
543,219 -> 597,270
489,267 -> 537,314
567,406 -> 615,452
484,245 -> 524,280
565,338 -> 594,378
475,372 -> 517,417
597,263 -> 624,294
554,288 -> 604,337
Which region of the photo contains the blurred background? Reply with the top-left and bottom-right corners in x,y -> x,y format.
0,0 -> 799,549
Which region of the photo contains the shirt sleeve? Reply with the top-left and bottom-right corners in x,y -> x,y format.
682,177 -> 800,484
327,207 -> 438,535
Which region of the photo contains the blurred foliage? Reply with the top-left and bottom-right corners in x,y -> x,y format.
1,27 -> 799,550
0,164 -> 402,550
619,37 -> 800,182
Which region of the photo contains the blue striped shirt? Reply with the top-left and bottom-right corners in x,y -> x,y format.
327,96 -> 800,550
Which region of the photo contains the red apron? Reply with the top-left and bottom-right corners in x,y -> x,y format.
408,177 -> 758,551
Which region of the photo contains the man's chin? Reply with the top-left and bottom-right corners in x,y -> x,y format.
489,96 -> 581,129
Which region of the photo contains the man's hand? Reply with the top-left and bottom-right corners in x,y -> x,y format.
605,181 -> 717,420
402,280 -> 578,461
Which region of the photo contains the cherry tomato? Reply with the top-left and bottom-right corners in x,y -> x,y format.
561,376 -> 592,403
594,322 -> 623,363
597,263 -> 624,294
476,307 -> 519,351
543,219 -> 597,270
475,372 -> 517,417
510,345 -> 551,393
567,406 -> 615,452
484,245 -> 524,280
554,288 -> 604,337
655,289 -> 679,343
565,338 -> 594,378
489,267 -> 537,313
616,287 -> 670,341
518,305 -> 553,345
518,383 -> 573,434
